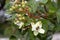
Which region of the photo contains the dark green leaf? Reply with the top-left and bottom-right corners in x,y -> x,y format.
9,35 -> 17,40
56,9 -> 60,24
41,19 -> 55,32
28,29 -> 35,40
47,1 -> 57,13
28,0 -> 39,13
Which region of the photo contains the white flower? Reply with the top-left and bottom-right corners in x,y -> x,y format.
17,22 -> 24,29
31,21 -> 45,36
35,0 -> 39,2
25,1 -> 28,4
51,0 -> 57,3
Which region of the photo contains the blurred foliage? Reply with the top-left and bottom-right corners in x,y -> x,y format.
0,0 -> 60,40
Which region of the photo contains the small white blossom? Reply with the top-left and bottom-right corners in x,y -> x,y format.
51,0 -> 57,3
25,1 -> 28,4
17,22 -> 24,29
31,21 -> 45,36
35,0 -> 39,2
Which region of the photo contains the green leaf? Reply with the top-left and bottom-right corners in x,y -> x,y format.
47,2 -> 57,13
22,32 -> 30,40
41,19 -> 55,32
55,25 -> 60,32
55,9 -> 60,32
9,35 -> 17,40
4,0 -> 12,10
28,29 -> 35,40
57,0 -> 60,9
56,9 -> 60,24
4,27 -> 13,36
40,0 -> 48,4
28,0 -> 39,13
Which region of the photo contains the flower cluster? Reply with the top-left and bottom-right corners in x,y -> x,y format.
9,0 -> 28,12
14,14 -> 25,29
8,0 -> 45,36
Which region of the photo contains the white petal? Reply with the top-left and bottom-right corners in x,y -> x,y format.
35,0 -> 39,2
39,24 -> 42,28
31,22 -> 35,27
31,25 -> 37,31
33,31 -> 39,36
31,22 -> 37,31
36,21 -> 42,28
38,28 -> 45,34
17,22 -> 24,29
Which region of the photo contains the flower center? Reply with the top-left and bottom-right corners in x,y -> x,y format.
36,26 -> 39,30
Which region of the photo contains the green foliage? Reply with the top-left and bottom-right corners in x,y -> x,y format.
47,1 -> 57,13
9,35 -> 17,40
0,0 -> 60,40
41,19 -> 55,32
28,0 -> 39,13
28,29 -> 35,40
39,0 -> 48,4
56,9 -> 60,24
55,9 -> 60,32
